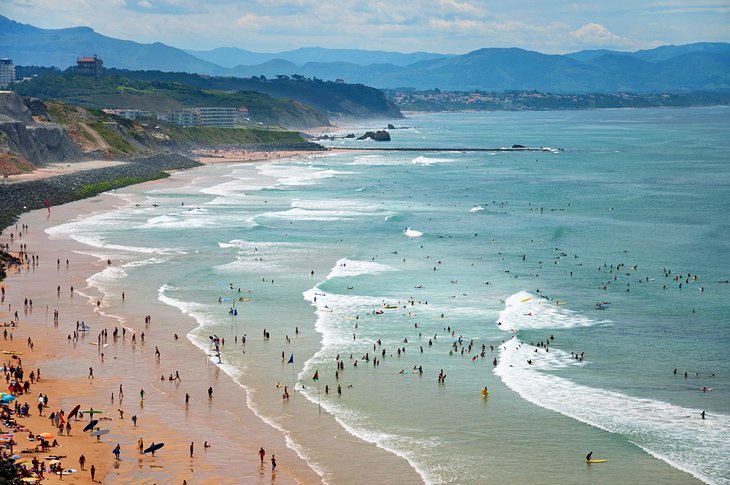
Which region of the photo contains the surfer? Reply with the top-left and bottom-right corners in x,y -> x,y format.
701,411 -> 706,420
586,451 -> 593,461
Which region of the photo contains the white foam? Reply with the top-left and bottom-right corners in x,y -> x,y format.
411,155 -> 455,165
496,291 -> 600,332
258,207 -> 367,222
325,258 -> 396,280
215,240 -> 311,273
495,337 -> 730,485
257,164 -> 349,187
157,283 -> 329,483
404,228 -> 423,238
470,206 -> 485,213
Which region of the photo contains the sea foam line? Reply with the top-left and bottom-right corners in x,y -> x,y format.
494,289 -> 729,485
156,285 -> 329,484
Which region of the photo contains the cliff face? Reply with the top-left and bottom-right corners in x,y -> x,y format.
0,92 -> 84,171
0,119 -> 83,164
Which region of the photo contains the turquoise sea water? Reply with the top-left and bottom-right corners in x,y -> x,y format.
47,108 -> 730,484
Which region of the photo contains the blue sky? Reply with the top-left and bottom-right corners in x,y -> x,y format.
2,0 -> 728,53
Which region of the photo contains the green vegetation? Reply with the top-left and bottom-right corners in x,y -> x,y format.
87,121 -> 136,154
13,72 -> 329,129
75,173 -> 169,198
162,125 -> 305,144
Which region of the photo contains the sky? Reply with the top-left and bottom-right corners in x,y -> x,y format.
1,0 -> 728,54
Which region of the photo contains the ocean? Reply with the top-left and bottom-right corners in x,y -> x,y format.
45,107 -> 730,484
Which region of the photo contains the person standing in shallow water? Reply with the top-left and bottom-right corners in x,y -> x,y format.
259,447 -> 265,464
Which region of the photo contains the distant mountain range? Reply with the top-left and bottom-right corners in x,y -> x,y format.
2,15 -> 729,92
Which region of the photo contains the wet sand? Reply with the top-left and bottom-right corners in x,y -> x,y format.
1,167 -> 421,484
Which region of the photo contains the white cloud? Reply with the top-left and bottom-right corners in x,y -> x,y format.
569,22 -> 632,46
235,13 -> 272,30
438,0 -> 488,17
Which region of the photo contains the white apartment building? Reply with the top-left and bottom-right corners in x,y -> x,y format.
0,59 -> 16,88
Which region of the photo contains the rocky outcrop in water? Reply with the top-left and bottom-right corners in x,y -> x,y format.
356,130 -> 391,141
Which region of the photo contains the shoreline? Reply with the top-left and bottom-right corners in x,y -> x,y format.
0,186 -> 325,483
0,157 -> 422,484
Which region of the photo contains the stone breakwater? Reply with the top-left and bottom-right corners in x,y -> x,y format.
0,153 -> 201,234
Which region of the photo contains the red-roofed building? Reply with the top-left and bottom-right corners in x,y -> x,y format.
76,55 -> 103,77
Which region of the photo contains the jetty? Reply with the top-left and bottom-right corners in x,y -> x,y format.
332,147 -> 561,152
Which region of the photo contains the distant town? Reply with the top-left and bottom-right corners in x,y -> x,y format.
385,89 -> 730,111
3,54 -> 729,125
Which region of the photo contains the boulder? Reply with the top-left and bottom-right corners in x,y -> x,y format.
356,130 -> 391,142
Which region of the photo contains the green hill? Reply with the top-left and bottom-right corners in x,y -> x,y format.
12,71 -> 330,129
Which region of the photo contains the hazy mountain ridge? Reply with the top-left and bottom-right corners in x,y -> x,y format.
185,46 -> 450,68
2,15 -> 729,92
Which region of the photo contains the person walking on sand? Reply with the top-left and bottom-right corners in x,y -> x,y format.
271,454 -> 277,471
258,447 -> 265,464
140,388 -> 145,400
90,464 -> 95,482
113,444 -> 121,460
190,441 -> 194,457
208,386 -> 213,399
78,454 -> 85,470
88,367 -> 94,379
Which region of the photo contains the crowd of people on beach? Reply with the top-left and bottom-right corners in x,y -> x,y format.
0,223 -> 288,483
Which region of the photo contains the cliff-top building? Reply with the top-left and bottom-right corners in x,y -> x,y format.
76,55 -> 103,77
0,58 -> 15,87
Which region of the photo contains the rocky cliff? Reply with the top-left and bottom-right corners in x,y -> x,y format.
0,92 -> 84,172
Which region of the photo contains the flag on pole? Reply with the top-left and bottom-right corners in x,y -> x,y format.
312,370 -> 319,381
45,197 -> 51,214
287,354 -> 294,364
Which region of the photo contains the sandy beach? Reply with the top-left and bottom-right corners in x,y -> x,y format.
0,193 -> 326,483
0,153 -> 420,484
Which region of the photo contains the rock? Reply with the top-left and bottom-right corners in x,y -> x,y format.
0,92 -> 83,165
387,124 -> 395,130
345,133 -> 355,138
356,130 -> 391,142
511,144 -> 526,149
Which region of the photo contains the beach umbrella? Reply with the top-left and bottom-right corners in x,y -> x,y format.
9,454 -> 20,460
39,432 -> 54,440
46,459 -> 61,465
1,394 -> 15,403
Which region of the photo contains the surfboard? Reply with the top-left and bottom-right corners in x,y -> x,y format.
586,459 -> 607,463
143,443 -> 164,454
90,429 -> 109,437
83,420 -> 98,432
2,351 -> 23,355
67,404 -> 81,420
521,297 -> 532,302
433,316 -> 448,318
